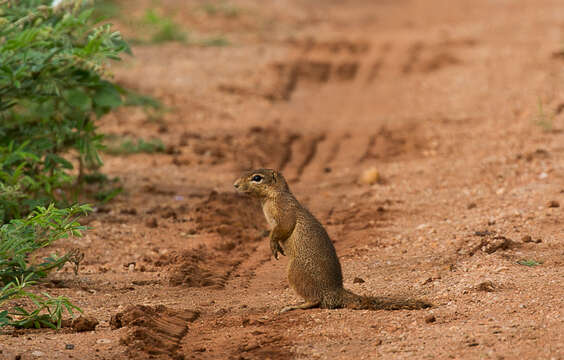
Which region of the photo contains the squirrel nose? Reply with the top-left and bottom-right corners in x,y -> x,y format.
233,180 -> 240,189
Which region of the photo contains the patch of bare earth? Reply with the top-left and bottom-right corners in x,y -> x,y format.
1,0 -> 563,359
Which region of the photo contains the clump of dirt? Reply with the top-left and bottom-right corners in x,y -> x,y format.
476,280 -> 496,292
111,305 -> 199,359
458,232 -> 518,256
70,316 -> 99,332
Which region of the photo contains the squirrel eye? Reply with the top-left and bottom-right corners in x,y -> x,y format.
251,175 -> 263,183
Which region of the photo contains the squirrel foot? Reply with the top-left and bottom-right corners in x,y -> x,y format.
278,301 -> 320,314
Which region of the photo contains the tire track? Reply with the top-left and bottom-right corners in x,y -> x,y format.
278,133 -> 300,172
296,133 -> 326,178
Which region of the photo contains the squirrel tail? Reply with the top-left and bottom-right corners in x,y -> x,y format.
341,289 -> 432,310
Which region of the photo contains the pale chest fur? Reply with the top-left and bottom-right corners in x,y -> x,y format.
262,201 -> 277,228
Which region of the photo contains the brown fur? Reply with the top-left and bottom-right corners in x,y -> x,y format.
234,169 -> 431,312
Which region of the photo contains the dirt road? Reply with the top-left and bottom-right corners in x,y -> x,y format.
1,0 -> 563,359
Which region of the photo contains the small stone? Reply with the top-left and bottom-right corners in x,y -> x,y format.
539,172 -> 548,179
522,235 -> 541,243
31,351 -> 44,357
145,218 -> 158,228
421,277 -> 433,285
547,200 -> 560,208
353,277 -> 365,284
65,344 -> 75,350
496,188 -> 505,195
96,338 -> 111,344
467,202 -> 477,209
425,314 -> 436,323
359,167 -> 380,185
483,236 -> 514,254
476,280 -> 495,292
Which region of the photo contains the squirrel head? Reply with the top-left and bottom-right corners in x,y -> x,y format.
233,169 -> 289,199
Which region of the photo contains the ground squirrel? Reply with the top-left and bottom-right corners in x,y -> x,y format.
234,168 -> 431,313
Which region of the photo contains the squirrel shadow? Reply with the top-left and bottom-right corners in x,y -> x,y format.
346,296 -> 433,311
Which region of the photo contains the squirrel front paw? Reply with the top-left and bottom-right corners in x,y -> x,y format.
270,239 -> 285,260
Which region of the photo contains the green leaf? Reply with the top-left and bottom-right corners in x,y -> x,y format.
93,82 -> 122,109
64,89 -> 92,111
517,259 -> 542,267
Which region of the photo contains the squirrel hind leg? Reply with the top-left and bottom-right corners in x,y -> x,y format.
278,301 -> 320,314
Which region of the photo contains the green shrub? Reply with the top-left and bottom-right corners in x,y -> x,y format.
0,0 -> 134,329
0,0 -> 131,222
0,204 -> 90,328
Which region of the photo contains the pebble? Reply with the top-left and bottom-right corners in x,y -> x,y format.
96,338 -> 112,344
476,280 -> 495,292
547,200 -> 560,208
145,218 -> 158,228
521,235 -> 541,243
353,277 -> 365,284
31,351 -> 44,357
421,277 -> 434,285
359,167 -> 380,185
425,315 -> 436,323
539,172 -> 548,179
65,344 -> 75,350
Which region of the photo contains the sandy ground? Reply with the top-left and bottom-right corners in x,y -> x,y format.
1,0 -> 563,359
